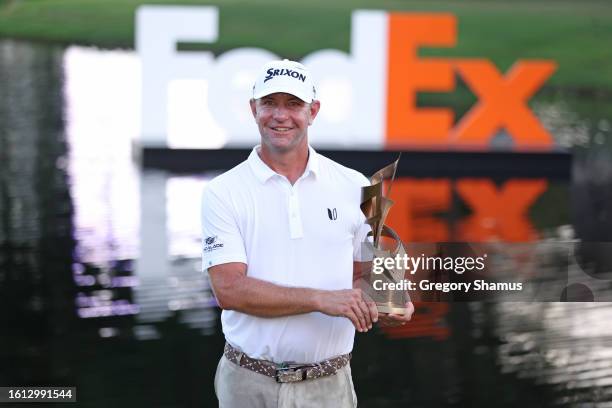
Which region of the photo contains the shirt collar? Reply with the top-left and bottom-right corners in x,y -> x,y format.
248,145 -> 320,184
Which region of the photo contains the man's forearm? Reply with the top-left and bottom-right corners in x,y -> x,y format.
209,262 -> 376,330
216,274 -> 322,317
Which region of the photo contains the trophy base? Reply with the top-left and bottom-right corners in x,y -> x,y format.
376,304 -> 409,315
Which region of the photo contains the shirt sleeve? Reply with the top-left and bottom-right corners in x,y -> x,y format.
201,184 -> 247,271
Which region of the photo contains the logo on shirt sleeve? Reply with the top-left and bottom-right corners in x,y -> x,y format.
203,236 -> 224,252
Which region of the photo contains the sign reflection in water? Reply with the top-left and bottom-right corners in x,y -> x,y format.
64,45 -> 219,331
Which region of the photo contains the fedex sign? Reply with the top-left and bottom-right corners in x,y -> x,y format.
137,6 -> 556,149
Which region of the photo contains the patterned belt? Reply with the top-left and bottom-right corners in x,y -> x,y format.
223,343 -> 351,383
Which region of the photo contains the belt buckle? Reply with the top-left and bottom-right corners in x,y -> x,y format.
275,365 -> 309,383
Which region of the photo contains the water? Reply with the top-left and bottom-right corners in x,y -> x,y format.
1,39 -> 612,407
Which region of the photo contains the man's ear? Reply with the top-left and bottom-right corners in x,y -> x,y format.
250,99 -> 257,118
308,100 -> 321,125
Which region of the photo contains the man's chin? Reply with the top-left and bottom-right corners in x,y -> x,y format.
268,143 -> 294,153
264,137 -> 302,153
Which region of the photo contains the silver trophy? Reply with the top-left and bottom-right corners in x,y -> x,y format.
357,158 -> 410,314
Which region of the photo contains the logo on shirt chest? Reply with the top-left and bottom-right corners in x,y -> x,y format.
327,208 -> 338,221
203,235 -> 224,252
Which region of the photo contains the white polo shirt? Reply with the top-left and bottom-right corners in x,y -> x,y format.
201,145 -> 370,363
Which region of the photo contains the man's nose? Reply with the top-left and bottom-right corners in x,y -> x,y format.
272,106 -> 289,121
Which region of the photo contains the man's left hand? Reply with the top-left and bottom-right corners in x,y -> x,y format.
377,301 -> 415,327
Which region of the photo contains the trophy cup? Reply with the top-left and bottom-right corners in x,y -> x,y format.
357,157 -> 410,314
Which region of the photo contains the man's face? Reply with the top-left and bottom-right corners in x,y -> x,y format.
250,92 -> 320,153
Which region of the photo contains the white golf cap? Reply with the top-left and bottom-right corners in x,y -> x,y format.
252,59 -> 317,103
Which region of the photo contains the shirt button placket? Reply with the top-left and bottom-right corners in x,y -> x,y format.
288,184 -> 303,239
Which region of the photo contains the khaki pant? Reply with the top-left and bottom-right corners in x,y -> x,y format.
214,355 -> 358,408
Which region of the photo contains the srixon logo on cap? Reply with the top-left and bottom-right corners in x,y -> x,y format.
264,68 -> 307,83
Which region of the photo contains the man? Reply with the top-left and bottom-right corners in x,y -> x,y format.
201,59 -> 414,407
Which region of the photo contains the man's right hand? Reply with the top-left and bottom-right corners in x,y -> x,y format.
315,289 -> 378,332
